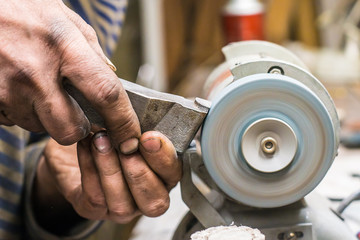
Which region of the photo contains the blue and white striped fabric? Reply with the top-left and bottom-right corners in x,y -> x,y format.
66,0 -> 128,57
0,126 -> 28,239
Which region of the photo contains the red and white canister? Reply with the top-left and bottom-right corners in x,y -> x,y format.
222,0 -> 264,43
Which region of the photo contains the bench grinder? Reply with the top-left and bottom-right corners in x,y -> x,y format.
172,41 -> 355,240
66,40 -> 354,240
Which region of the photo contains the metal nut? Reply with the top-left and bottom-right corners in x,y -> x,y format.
261,137 -> 277,154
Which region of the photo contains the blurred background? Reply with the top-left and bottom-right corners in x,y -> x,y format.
109,0 -> 360,145
112,0 -> 360,130
90,0 -> 360,238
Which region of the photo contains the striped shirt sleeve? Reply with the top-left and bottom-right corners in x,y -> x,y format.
65,0 -> 128,57
0,126 -> 29,240
0,126 -> 101,239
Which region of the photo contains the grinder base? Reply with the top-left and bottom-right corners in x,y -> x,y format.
172,193 -> 355,240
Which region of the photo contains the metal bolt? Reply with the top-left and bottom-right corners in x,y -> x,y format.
261,137 -> 277,154
268,66 -> 284,75
285,232 -> 297,240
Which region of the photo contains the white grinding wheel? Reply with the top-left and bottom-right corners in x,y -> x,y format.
201,73 -> 337,208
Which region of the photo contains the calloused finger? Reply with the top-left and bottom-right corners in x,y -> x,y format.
139,131 -> 181,189
120,152 -> 170,217
91,131 -> 138,223
75,135 -> 107,220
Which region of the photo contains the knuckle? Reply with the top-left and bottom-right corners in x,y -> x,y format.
108,110 -> 139,141
45,19 -> 69,48
115,111 -> 137,130
85,24 -> 98,43
11,67 -> 42,92
143,197 -> 170,217
101,168 -> 122,178
95,80 -> 121,107
70,13 -> 98,43
12,67 -> 36,82
110,205 -> 136,219
125,167 -> 151,184
85,194 -> 107,209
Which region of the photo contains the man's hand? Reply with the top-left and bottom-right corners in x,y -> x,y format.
34,131 -> 182,224
0,1 -> 140,153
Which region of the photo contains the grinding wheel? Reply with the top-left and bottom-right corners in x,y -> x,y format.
201,73 -> 337,208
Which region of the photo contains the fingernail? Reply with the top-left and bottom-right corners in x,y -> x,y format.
93,131 -> 112,153
120,138 -> 139,154
105,56 -> 117,72
141,138 -> 161,153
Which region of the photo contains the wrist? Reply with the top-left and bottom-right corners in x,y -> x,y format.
33,156 -> 85,234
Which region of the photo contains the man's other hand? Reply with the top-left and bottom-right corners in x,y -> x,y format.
35,131 -> 182,223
